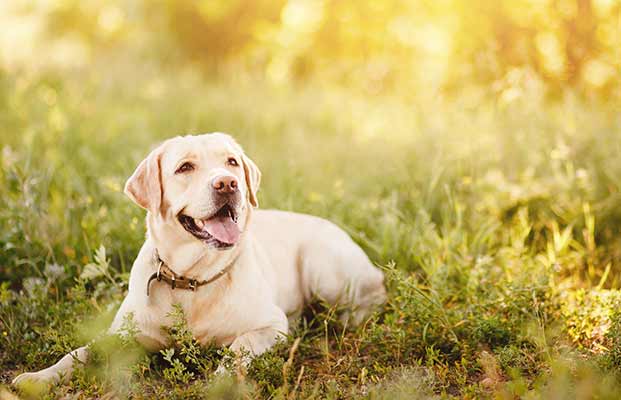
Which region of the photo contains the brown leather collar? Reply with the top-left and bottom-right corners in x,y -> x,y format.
146,252 -> 235,296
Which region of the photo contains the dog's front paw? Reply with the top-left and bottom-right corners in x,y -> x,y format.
12,371 -> 58,388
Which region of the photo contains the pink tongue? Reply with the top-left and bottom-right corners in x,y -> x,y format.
203,216 -> 240,244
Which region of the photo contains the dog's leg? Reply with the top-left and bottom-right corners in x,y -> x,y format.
12,296 -> 150,388
216,313 -> 288,374
301,244 -> 386,327
12,346 -> 89,386
342,279 -> 387,326
229,326 -> 286,355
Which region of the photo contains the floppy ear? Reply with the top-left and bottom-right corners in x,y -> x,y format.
242,153 -> 261,208
124,146 -> 164,214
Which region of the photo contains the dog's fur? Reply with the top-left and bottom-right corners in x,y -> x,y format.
13,133 -> 386,386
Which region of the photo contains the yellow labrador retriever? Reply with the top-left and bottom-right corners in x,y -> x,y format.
13,133 -> 386,385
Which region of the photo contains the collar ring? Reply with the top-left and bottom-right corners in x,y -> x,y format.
157,261 -> 163,281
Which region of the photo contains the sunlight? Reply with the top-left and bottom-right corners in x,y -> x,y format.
281,0 -> 324,33
2,1 -> 621,398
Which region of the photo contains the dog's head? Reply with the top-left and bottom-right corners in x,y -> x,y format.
124,133 -> 260,250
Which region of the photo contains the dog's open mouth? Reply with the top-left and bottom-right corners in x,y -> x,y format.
178,204 -> 240,249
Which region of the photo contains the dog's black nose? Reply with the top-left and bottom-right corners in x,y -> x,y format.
212,175 -> 238,194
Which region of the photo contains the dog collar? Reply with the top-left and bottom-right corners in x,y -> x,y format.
146,252 -> 235,296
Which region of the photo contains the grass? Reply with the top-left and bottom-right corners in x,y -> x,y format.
1,63 -> 621,399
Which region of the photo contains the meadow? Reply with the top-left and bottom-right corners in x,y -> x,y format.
1,1 -> 621,398
1,63 -> 621,399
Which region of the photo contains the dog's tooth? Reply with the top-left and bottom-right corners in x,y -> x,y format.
195,218 -> 204,228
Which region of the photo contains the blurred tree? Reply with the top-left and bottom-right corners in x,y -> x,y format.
27,0 -> 621,98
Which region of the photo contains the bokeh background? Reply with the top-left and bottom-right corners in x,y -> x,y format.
1,1 -> 621,398
1,1 -> 619,98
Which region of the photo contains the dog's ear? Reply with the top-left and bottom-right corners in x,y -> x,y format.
242,153 -> 261,208
124,145 -> 164,214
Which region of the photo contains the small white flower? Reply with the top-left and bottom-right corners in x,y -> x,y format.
23,277 -> 45,297
44,263 -> 66,281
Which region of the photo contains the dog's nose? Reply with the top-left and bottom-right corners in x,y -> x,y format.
212,175 -> 238,194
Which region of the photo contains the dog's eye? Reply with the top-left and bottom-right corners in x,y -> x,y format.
175,162 -> 195,174
227,157 -> 239,167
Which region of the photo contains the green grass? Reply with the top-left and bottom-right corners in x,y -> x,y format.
1,64 -> 621,399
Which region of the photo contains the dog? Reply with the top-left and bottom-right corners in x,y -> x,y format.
13,132 -> 386,386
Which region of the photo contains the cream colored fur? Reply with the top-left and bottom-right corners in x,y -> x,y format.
13,133 -> 386,386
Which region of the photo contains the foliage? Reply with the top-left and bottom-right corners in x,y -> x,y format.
2,69 -> 621,397
2,1 -> 621,399
2,1 -> 620,99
